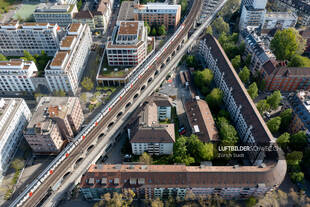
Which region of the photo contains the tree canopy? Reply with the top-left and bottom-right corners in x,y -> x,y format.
212,17 -> 229,36
238,66 -> 250,83
247,82 -> 258,99
219,0 -> 240,20
232,55 -> 241,70
256,99 -> 270,114
276,132 -> 290,150
280,109 -> 293,131
206,26 -> 213,35
290,131 -> 308,151
286,151 -> 303,166
266,90 -> 282,110
81,77 -> 94,91
206,88 -> 223,111
157,25 -> 167,36
267,116 -> 281,134
193,68 -> 213,92
217,117 -> 239,146
270,28 -> 305,60
139,152 -> 152,165
151,27 -> 157,36
288,54 -> 310,67
0,53 -> 7,61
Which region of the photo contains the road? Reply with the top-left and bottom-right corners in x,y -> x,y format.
7,0 -> 229,206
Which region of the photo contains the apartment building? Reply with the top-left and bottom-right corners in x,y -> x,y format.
199,34 -> 275,165
240,27 -> 276,73
239,0 -> 267,29
24,96 -> 84,154
0,59 -> 37,94
288,91 -> 310,135
276,0 -> 310,26
185,96 -> 219,143
199,0 -> 221,24
106,21 -> 147,66
73,0 -> 112,32
45,23 -> 92,95
261,61 -> 310,91
128,94 -> 175,155
0,98 -> 31,179
33,4 -> 78,27
0,22 -> 60,56
133,3 -> 181,29
80,161 -> 286,200
117,1 -> 135,22
262,12 -> 297,30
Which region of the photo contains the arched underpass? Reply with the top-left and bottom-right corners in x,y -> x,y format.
141,85 -> 146,91
148,77 -> 153,83
62,172 -> 71,183
86,145 -> 95,154
133,93 -> 139,99
117,111 -> 123,118
108,122 -> 114,129
154,70 -> 159,76
74,157 -> 83,168
125,102 -> 131,108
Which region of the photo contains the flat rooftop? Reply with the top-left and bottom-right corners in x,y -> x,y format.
118,21 -> 139,35
50,51 -> 68,67
265,12 -> 297,19
137,3 -> 180,11
60,35 -> 76,48
118,1 -> 135,21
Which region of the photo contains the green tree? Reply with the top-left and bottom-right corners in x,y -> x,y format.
232,55 -> 241,70
286,151 -> 303,166
186,135 -> 215,162
53,90 -> 66,97
290,172 -> 304,183
0,53 -> 7,61
266,90 -> 282,110
144,22 -> 151,35
247,82 -> 258,99
151,198 -> 164,207
185,55 -> 196,67
212,17 -> 229,35
81,77 -> 94,91
151,27 -> 157,36
77,0 -> 83,10
180,0 -> 188,14
23,50 -> 36,63
288,54 -> 310,67
173,137 -> 194,165
280,109 -> 293,131
206,26 -> 213,35
256,99 -> 270,114
10,159 -> 24,171
290,131 -> 308,151
204,143 -> 216,161
219,0 -> 240,20
276,132 -> 290,150
36,50 -> 50,72
270,28 -> 304,60
139,152 -> 152,165
158,24 -> 167,36
267,116 -> 281,134
238,66 -> 250,83
245,196 -> 257,207
193,68 -> 213,90
217,117 -> 238,146
206,88 -> 223,111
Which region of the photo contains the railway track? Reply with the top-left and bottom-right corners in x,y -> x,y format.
9,0 -> 203,206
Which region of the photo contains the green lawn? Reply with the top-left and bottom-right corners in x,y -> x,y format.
13,3 -> 39,21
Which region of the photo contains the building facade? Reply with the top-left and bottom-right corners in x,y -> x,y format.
45,23 -> 92,95
128,94 -> 175,155
240,26 -> 276,73
261,61 -> 310,91
0,22 -> 60,56
133,3 -> 181,29
0,59 -> 38,93
80,162 -> 286,200
24,96 -> 84,154
199,0 -> 221,24
0,98 -> 31,178
185,96 -> 219,142
289,91 -> 310,135
106,21 -> 147,66
33,4 -> 78,27
199,34 -> 274,165
262,12 -> 297,30
239,0 -> 267,29
276,0 -> 310,26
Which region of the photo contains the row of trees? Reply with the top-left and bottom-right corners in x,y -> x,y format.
193,68 -> 213,95
145,22 -> 167,36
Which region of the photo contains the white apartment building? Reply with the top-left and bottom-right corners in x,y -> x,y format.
262,12 -> 297,30
239,3 -> 266,29
0,98 -> 31,179
199,0 -> 221,23
0,22 -> 60,56
45,23 -> 92,95
106,21 -> 147,66
34,4 -> 78,27
0,59 -> 38,94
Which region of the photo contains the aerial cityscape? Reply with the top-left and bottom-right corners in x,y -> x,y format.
0,0 -> 310,206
